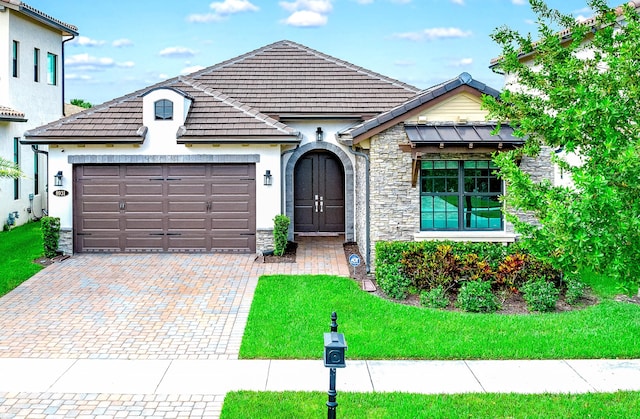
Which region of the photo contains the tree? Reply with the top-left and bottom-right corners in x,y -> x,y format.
70,98 -> 92,109
483,0 -> 640,294
0,157 -> 23,179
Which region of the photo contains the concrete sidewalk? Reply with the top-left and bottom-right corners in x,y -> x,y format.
2,358 -> 640,395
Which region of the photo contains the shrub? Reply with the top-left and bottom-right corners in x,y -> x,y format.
401,244 -> 460,292
521,279 -> 559,312
564,277 -> 587,305
273,214 -> 290,256
375,264 -> 410,300
41,216 -> 61,258
460,253 -> 494,282
420,286 -> 449,309
456,281 -> 500,313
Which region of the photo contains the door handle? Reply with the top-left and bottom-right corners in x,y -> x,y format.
320,196 -> 324,213
206,201 -> 212,211
315,200 -> 319,212
119,201 -> 125,210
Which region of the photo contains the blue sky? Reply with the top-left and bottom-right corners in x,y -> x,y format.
27,0 -> 597,105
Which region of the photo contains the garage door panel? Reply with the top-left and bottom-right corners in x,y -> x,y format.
124,165 -> 164,178
81,184 -> 120,196
81,218 -> 121,230
78,166 -> 120,178
75,163 -> 255,253
125,201 -> 164,213
82,201 -> 120,213
167,183 -> 207,195
168,218 -> 207,230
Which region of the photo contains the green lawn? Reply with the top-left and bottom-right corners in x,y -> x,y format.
239,274 -> 640,360
0,221 -> 44,297
221,391 -> 640,418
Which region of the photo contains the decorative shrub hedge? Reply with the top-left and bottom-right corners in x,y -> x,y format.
375,240 -> 567,311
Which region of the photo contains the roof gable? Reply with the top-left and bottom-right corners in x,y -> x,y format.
340,73 -> 501,144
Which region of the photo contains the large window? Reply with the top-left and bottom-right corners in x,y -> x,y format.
12,41 -> 19,78
34,48 -> 40,82
420,160 -> 503,230
47,52 -> 57,85
13,138 -> 20,200
154,99 -> 173,120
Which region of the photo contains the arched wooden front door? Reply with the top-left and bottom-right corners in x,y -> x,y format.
294,151 -> 345,233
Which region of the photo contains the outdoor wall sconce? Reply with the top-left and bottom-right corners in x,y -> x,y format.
54,171 -> 63,187
316,126 -> 324,142
264,169 -> 272,186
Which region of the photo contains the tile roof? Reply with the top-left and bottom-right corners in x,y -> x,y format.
25,40 -> 420,142
1,1 -> 78,35
339,73 -> 501,143
0,105 -> 27,121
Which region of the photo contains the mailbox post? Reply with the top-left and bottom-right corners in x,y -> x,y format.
323,312 -> 346,419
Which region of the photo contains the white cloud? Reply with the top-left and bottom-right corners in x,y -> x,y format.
283,10 -> 328,27
394,60 -> 416,67
187,13 -> 224,23
65,53 -> 134,71
112,38 -> 133,48
354,0 -> 373,3
280,0 -> 332,27
209,0 -> 259,14
65,73 -> 92,81
158,73 -> 169,80
180,65 -> 206,75
451,0 -> 464,5
280,0 -> 332,13
159,47 -> 197,58
511,0 -> 526,4
70,36 -> 105,47
450,57 -> 473,67
392,27 -> 472,41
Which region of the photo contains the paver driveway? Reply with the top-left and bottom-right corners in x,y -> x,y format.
0,237 -> 350,360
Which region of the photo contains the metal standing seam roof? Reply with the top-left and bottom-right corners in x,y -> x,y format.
24,40 -> 421,142
405,124 -> 524,146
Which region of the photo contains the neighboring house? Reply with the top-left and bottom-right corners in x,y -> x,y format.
23,40 -> 552,269
0,0 -> 77,228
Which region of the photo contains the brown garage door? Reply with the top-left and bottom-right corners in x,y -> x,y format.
74,164 -> 256,253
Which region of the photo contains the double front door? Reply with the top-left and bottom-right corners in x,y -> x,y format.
294,152 -> 345,233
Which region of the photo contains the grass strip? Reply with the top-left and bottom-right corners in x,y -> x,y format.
221,391 -> 640,418
0,221 -> 43,297
239,274 -> 640,360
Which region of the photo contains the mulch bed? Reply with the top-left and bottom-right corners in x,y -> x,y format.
262,241 -> 298,263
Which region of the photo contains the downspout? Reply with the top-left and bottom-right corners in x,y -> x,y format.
61,33 -> 76,116
347,145 -> 371,273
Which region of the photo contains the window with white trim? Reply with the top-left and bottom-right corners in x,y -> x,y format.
154,99 -> 173,120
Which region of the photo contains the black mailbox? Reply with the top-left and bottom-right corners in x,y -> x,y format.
323,331 -> 347,368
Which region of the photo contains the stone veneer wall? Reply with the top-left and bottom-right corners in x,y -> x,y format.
505,146 -> 554,233
58,228 -> 73,255
368,124 -> 419,268
353,150 -> 368,264
256,228 -> 274,254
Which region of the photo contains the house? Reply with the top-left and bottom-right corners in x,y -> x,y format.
0,0 -> 77,228
23,40 -> 551,269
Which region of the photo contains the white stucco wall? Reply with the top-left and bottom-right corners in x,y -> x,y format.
0,8 -> 65,228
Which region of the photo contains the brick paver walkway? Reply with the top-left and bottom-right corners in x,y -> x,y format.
0,236 -> 350,418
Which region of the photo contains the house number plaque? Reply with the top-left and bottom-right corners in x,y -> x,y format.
53,189 -> 69,197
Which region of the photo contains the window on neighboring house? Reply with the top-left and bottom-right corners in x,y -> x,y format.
47,52 -> 57,85
12,41 -> 19,77
34,48 -> 40,82
154,99 -> 173,120
33,145 -> 39,194
420,160 -> 503,230
13,138 -> 20,200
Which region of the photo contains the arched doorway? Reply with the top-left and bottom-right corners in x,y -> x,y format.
294,151 -> 345,234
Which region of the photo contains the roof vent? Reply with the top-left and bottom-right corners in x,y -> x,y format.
459,72 -> 472,83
